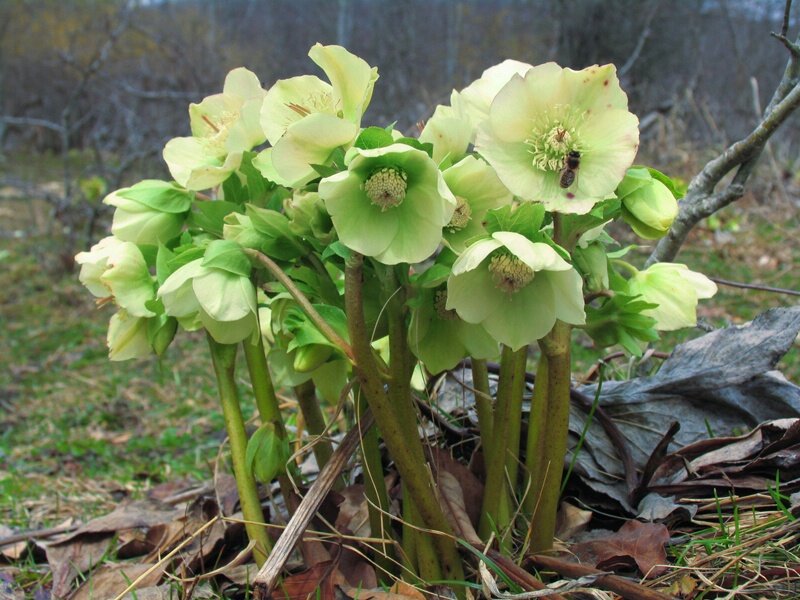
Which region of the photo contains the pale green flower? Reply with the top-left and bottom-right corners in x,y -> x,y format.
318,144 -> 456,265
626,263 -> 717,331
441,155 -> 513,252
617,168 -> 678,239
420,60 -> 532,166
75,236 -> 156,318
163,68 -> 266,190
255,44 -> 378,187
476,63 -> 639,214
104,180 -> 192,245
446,232 -> 585,350
409,285 -> 499,374
453,59 -> 533,135
419,103 -> 472,167
158,258 -> 258,344
107,310 -> 151,361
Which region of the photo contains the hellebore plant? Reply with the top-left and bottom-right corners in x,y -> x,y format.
77,44 -> 716,585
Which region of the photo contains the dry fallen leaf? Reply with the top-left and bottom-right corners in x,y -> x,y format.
70,563 -> 164,600
277,561 -> 337,600
555,501 -> 592,541
571,520 -> 670,578
45,534 -> 112,599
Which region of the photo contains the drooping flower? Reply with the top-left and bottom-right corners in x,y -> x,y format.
157,257 -> 259,344
418,103 -> 472,167
104,180 -> 193,245
626,262 -> 717,331
318,144 -> 456,265
446,232 -> 585,350
255,44 -> 378,187
107,310 -> 151,361
616,168 -> 678,239
476,63 -> 639,214
163,68 -> 266,190
408,284 -> 499,374
441,155 -> 513,252
75,236 -> 156,318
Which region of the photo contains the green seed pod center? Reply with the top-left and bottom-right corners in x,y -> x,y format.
489,253 -> 534,293
447,196 -> 472,231
364,167 -> 408,211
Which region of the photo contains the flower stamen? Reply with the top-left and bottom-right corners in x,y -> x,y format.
489,253 -> 534,293
363,167 -> 408,211
447,196 -> 472,231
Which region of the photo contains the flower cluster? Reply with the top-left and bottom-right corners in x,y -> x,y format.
77,44 -> 713,372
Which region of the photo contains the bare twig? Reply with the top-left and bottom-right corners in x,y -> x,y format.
0,524 -> 78,548
252,410 -> 375,598
709,276 -> 800,297
647,28 -> 800,266
619,0 -> 662,77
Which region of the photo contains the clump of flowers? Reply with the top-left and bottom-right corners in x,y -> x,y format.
77,46 -> 716,581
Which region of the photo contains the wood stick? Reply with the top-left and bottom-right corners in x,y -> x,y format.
527,554 -> 675,600
252,409 -> 375,598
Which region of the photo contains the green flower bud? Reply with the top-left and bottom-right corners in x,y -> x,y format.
104,180 -> 193,245
617,168 -> 678,239
245,422 -> 291,483
573,242 -> 609,293
292,343 -> 334,373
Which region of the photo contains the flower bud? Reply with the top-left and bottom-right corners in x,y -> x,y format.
617,168 -> 678,239
104,180 -> 193,245
292,344 -> 334,373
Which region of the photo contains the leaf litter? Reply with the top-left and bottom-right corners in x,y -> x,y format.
3,307 -> 800,598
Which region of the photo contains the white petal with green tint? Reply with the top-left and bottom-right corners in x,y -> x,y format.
202,309 -> 258,344
574,109 -> 640,197
107,311 -> 151,361
493,233 -> 571,273
547,269 -> 587,325
75,236 -> 122,298
261,75 -> 332,144
562,64 -> 628,113
456,59 -> 534,128
270,113 -> 359,187
450,237 -> 502,275
163,136 -> 241,190
101,241 -> 156,318
481,275 -> 556,349
193,269 -> 257,322
158,259 -> 205,318
309,43 -> 378,124
419,103 -> 472,166
447,263 -> 504,323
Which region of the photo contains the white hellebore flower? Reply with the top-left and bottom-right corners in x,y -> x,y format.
75,236 -> 156,318
627,263 -> 717,331
107,310 -> 151,361
163,68 -> 267,190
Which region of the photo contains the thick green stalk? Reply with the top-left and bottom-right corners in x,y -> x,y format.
242,336 -> 283,427
407,494 -> 444,583
470,358 -> 494,457
242,335 -> 296,514
344,254 -> 465,587
522,353 -> 550,517
294,380 -> 335,475
503,349 -> 529,500
528,321 -> 572,552
357,390 -> 396,574
478,345 -> 526,546
207,335 -> 271,565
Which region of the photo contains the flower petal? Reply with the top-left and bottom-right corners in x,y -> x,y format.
493,233 -> 571,272
261,75 -> 332,144
309,43 -> 378,124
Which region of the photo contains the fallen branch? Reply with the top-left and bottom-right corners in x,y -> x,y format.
252,409 -> 376,598
527,554 -> 674,600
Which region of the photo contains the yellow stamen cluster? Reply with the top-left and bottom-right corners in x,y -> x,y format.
524,107 -> 583,172
447,196 -> 472,231
434,290 -> 458,321
363,167 -> 408,211
489,253 -> 535,293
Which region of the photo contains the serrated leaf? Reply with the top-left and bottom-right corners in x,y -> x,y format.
117,180 -> 194,214
201,239 -> 251,277
189,201 -> 241,236
310,163 -> 340,178
222,171 -> 247,204
354,126 -> 395,150
484,203 -> 546,239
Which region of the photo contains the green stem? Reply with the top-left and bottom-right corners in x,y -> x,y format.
522,353 -> 549,518
294,380 -> 335,476
478,345 -> 526,547
344,254 -> 465,588
242,336 -> 283,427
246,249 -> 355,363
529,321 -> 572,553
407,495 -> 444,583
207,335 -> 271,565
470,358 -> 494,458
357,389 -> 396,574
503,348 -> 528,503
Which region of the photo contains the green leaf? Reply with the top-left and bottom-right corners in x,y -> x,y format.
245,204 -> 306,260
222,171 -> 247,205
310,163 -> 340,178
189,201 -> 241,237
354,126 -> 395,150
241,152 -> 269,203
117,180 -> 194,214
321,241 -> 352,261
394,137 -> 434,158
166,246 -> 205,271
245,422 -> 290,483
201,239 -> 251,277
146,314 -> 177,356
484,203 -> 546,239
646,167 -> 684,199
